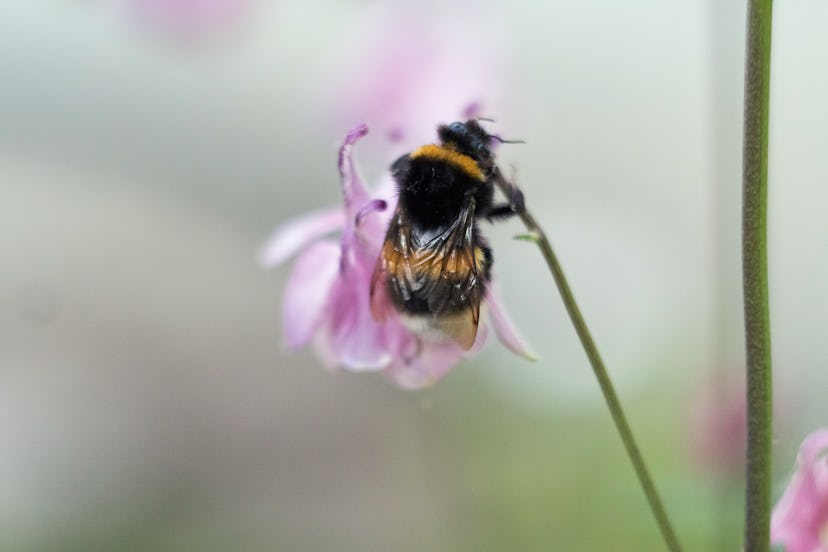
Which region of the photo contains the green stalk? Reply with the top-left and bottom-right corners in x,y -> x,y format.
498,177 -> 682,551
742,0 -> 774,550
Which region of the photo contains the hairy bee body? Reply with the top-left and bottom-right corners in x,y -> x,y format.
370,120 -> 521,350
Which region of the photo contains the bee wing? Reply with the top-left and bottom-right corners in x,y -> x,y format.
415,199 -> 483,349
371,201 -> 484,351
370,253 -> 396,322
430,310 -> 479,350
370,207 -> 410,322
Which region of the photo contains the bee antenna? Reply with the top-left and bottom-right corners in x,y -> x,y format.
475,116 -> 496,123
491,135 -> 526,145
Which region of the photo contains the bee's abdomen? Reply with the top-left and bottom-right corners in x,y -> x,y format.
384,243 -> 491,317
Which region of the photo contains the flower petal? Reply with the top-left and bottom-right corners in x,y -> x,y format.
771,429 -> 828,551
487,286 -> 537,360
258,206 -> 345,267
324,270 -> 392,371
320,225 -> 392,371
800,430 -> 828,468
281,240 -> 340,348
387,339 -> 465,390
356,176 -> 397,242
127,0 -> 253,41
338,124 -> 372,217
355,199 -> 388,223
328,317 -> 392,371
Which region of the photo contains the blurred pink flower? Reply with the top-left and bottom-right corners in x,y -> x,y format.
771,429 -> 828,552
320,6 -> 511,147
126,0 -> 254,41
260,124 -> 533,389
687,374 -> 747,477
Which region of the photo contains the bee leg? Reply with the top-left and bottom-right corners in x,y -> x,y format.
484,185 -> 526,222
485,166 -> 526,222
506,185 -> 526,213
484,203 -> 521,222
390,154 -> 411,179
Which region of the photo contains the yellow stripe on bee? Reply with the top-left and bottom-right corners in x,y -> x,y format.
409,144 -> 485,182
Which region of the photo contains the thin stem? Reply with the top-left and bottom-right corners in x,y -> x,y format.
742,0 -> 774,550
494,177 -> 682,552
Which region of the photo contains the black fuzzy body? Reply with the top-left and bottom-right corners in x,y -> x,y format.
371,119 -> 521,348
390,157 -> 494,316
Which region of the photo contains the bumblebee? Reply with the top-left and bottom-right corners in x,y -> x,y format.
370,119 -> 525,350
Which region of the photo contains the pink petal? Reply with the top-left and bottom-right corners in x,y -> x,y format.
258,207 -> 345,267
771,429 -> 828,550
355,199 -> 388,223
387,339 -> 465,390
313,314 -> 392,372
357,176 -> 397,242
801,430 -> 828,468
486,286 -> 537,360
686,376 -> 747,476
338,125 -> 372,217
128,0 -> 253,41
321,230 -> 392,371
327,315 -> 392,371
281,240 -> 340,348
323,281 -> 392,372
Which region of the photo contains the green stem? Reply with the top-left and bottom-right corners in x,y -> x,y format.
494,177 -> 682,551
742,0 -> 774,550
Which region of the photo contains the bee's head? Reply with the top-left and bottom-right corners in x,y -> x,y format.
437,120 -> 494,163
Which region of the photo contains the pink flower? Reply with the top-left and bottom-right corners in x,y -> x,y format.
126,0 -> 255,42
260,124 -> 534,389
319,5 -> 511,148
687,374 -> 747,477
771,429 -> 828,552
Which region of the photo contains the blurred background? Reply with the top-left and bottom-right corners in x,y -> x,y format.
1,1 -> 827,550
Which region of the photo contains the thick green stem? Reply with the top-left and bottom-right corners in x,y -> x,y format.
495,177 -> 682,551
742,1 -> 774,550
